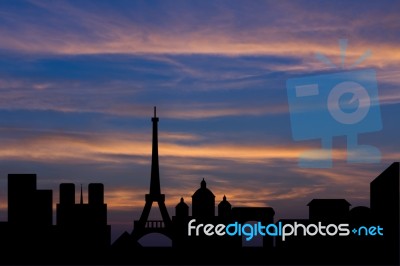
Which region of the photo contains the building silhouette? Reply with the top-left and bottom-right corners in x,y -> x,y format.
274,163 -> 399,265
176,197 -> 189,217
1,174 -> 54,262
171,179 -> 275,250
192,178 -> 215,218
8,174 -> 52,226
307,199 -> 351,221
218,195 -> 232,221
0,108 -> 398,265
370,162 -> 399,264
56,183 -> 111,256
172,179 -> 231,249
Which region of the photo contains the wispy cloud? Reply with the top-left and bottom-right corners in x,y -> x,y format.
1,127 -> 397,166
0,1 -> 398,68
0,129 -> 301,163
0,77 -> 287,118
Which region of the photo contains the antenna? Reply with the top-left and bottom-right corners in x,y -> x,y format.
154,106 -> 157,118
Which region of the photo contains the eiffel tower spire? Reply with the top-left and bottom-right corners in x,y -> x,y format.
150,106 -> 161,195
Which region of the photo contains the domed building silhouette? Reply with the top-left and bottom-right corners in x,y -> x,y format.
172,178 -> 227,248
218,195 -> 232,221
175,197 -> 189,218
171,177 -> 276,249
192,178 -> 215,219
171,197 -> 190,248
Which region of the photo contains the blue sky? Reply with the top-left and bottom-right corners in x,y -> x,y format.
0,0 -> 399,243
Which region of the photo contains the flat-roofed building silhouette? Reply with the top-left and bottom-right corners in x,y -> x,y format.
8,174 -> 53,226
307,199 -> 350,221
8,174 -> 37,225
5,174 -> 54,260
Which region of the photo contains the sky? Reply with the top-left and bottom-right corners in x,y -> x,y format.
0,0 -> 399,244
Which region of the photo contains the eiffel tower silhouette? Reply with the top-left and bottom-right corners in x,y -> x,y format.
131,107 -> 172,241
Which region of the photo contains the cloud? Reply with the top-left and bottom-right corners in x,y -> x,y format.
0,129 -> 290,163
0,0 -> 398,68
0,46 -> 399,124
1,126 -> 397,169
0,77 -> 287,119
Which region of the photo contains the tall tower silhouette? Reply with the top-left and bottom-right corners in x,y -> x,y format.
132,107 -> 172,240
150,106 -> 161,195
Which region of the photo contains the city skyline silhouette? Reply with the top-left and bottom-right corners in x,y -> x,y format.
0,108 -> 398,265
0,1 -> 399,265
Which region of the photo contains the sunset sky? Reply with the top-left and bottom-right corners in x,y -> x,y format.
0,0 -> 399,243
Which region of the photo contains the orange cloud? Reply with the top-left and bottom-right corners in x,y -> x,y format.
5,127 -> 396,168
3,28 -> 399,68
0,128 -> 352,165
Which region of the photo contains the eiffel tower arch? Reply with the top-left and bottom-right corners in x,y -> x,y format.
131,107 -> 172,243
